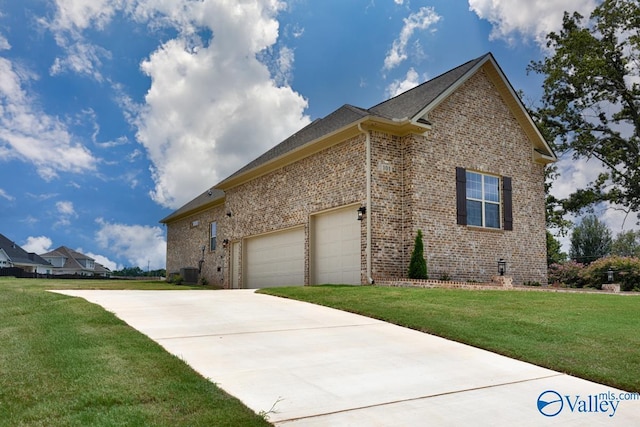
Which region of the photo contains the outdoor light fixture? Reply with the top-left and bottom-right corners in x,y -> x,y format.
498,259 -> 506,276
222,239 -> 229,248
357,206 -> 366,221
607,268 -> 614,283
226,212 -> 232,217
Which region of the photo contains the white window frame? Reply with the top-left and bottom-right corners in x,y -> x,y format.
465,171 -> 501,229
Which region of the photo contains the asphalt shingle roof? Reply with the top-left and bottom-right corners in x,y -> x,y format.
162,52 -> 544,224
0,233 -> 51,266
369,55 -> 487,119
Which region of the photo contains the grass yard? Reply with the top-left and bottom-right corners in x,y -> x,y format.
0,277 -> 271,427
259,285 -> 640,393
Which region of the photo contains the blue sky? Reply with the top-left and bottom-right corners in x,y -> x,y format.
0,0 -> 600,270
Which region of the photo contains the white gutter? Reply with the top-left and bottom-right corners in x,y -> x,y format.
358,123 -> 374,284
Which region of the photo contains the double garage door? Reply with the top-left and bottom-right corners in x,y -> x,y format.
243,206 -> 361,288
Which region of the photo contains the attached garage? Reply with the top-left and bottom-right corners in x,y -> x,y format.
312,206 -> 362,285
244,227 -> 304,288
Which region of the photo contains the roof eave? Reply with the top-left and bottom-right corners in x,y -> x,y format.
160,196 -> 226,224
216,116 -> 430,191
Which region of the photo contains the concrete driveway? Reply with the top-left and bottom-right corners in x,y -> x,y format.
53,289 -> 640,426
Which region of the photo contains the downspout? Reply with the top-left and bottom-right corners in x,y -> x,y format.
358,123 -> 374,284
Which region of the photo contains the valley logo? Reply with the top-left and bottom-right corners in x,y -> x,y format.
537,390 -> 620,418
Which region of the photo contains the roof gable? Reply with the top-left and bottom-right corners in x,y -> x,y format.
369,55 -> 487,120
161,52 -> 556,223
0,233 -> 51,266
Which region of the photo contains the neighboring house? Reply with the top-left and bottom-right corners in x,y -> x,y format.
0,233 -> 53,274
161,53 -> 556,288
40,246 -> 111,277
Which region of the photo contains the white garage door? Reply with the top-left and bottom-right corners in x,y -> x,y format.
244,227 -> 304,288
313,206 -> 361,285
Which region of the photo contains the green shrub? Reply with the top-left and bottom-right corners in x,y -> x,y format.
408,229 -> 428,280
167,273 -> 183,285
581,256 -> 640,291
523,281 -> 541,287
548,261 -> 586,287
439,272 -> 451,281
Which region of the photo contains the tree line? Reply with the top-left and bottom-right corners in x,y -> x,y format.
548,215 -> 640,266
111,266 -> 167,277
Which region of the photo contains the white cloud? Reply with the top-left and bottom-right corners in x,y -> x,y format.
22,236 -> 53,254
56,200 -> 76,216
49,40 -> 110,81
79,249 -> 122,271
0,33 -> 10,51
548,155 -> 603,201
133,1 -> 310,209
468,0 -> 597,46
383,6 -> 441,71
386,67 -> 421,97
44,0 -> 311,209
95,217 -> 166,270
0,56 -> 98,180
54,200 -> 78,227
0,188 -> 14,201
42,0 -> 124,80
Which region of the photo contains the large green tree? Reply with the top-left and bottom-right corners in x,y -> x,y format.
570,215 -> 613,264
547,231 -> 568,266
611,229 -> 640,257
530,0 -> 640,214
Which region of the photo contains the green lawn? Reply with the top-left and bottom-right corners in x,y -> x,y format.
0,277 -> 271,427
259,285 -> 640,393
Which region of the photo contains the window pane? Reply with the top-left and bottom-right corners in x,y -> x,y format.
484,175 -> 500,202
210,222 -> 217,250
467,200 -> 482,226
466,171 -> 483,199
485,203 -> 500,228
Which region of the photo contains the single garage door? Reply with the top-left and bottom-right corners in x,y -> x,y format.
313,206 -> 361,285
244,227 -> 304,288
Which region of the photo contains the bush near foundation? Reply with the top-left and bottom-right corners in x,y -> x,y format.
581,256 -> 640,291
408,229 -> 428,280
548,261 -> 586,287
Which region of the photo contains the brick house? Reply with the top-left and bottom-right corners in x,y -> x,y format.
160,53 -> 556,288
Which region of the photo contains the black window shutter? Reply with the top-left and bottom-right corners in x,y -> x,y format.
456,167 -> 466,225
503,176 -> 513,231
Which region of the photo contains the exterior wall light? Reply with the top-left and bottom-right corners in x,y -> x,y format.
498,258 -> 506,276
222,239 -> 229,248
357,206 -> 366,221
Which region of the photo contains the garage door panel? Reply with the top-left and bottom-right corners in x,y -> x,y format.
313,207 -> 361,285
245,228 -> 304,288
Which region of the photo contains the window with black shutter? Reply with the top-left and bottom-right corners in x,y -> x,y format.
456,167 -> 512,230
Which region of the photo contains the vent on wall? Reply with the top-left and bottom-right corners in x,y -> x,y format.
378,161 -> 393,173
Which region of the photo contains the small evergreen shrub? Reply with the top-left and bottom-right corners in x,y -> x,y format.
408,229 -> 428,280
